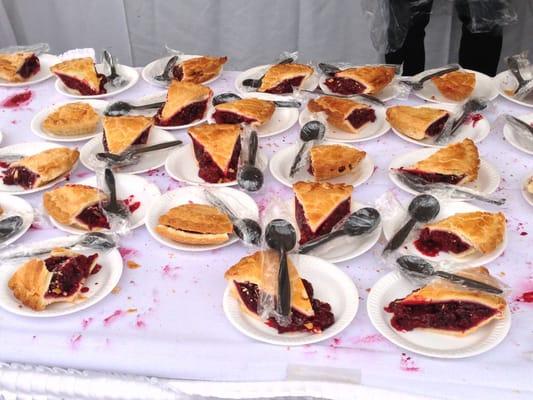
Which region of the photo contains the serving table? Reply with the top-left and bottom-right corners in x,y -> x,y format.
0,70 -> 531,400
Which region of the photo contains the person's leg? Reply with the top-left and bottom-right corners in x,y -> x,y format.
385,0 -> 434,76
456,0 -> 503,76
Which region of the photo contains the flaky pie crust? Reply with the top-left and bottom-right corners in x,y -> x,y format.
42,102 -> 100,136
258,63 -> 314,92
333,65 -> 396,94
177,56 -> 227,84
309,144 -> 366,181
308,96 -> 374,133
431,70 -> 476,101
50,57 -> 104,94
214,98 -> 275,126
0,52 -> 37,82
386,105 -> 449,140
102,115 -> 153,155
159,80 -> 212,122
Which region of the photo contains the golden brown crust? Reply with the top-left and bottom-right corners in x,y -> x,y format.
224,250 -> 314,316
431,71 -> 476,101
0,52 -> 36,82
425,211 -> 506,254
102,115 -> 153,155
158,204 -> 233,234
386,106 -> 449,140
214,98 -> 275,126
309,144 -> 366,181
160,80 -> 212,122
8,248 -> 98,311
293,181 -> 352,232
400,266 -> 506,336
527,177 -> 533,194
334,65 -> 396,94
42,102 -> 100,136
10,147 -> 79,187
43,184 -> 107,229
258,63 -> 314,92
188,123 -> 241,173
155,225 -> 230,245
50,57 -> 104,94
308,96 -> 373,133
407,139 -> 480,184
177,56 -> 227,84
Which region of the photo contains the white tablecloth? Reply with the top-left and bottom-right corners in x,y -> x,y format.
0,71 -> 531,400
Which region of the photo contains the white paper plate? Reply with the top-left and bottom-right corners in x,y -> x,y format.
413,68 -> 498,104
235,64 -> 320,98
502,113 -> 533,155
382,201 -> 507,266
299,105 -> 390,143
208,93 -> 299,138
54,63 -> 139,99
494,69 -> 533,108
0,54 -> 60,87
367,271 -> 511,358
46,174 -> 160,234
390,103 -> 490,148
223,253 -> 359,346
31,100 -> 108,142
142,55 -> 224,88
521,175 -> 533,206
0,244 -> 123,317
165,143 -> 268,187
80,128 -> 175,174
318,72 -> 401,102
388,148 -> 500,198
270,142 -> 374,188
291,198 -> 382,263
146,186 -> 259,252
0,193 -> 34,247
0,142 -> 78,195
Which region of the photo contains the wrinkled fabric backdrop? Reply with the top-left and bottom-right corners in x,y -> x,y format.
0,0 -> 532,71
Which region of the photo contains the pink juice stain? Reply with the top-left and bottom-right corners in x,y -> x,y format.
103,309 -> 125,326
400,353 -> 420,372
118,247 -> 138,261
1,90 -> 33,108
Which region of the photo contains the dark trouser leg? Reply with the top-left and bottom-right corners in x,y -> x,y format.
385,0 -> 434,76
456,1 -> 503,76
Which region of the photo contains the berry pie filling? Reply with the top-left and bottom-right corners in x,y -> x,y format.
347,108 -> 376,130
324,76 -> 366,95
385,299 -> 497,332
295,197 -> 350,244
414,228 -> 471,257
172,65 -> 184,81
425,115 -> 449,137
3,166 -> 39,189
55,73 -> 107,96
155,100 -> 208,126
102,126 -> 151,153
17,55 -> 40,79
76,204 -> 110,230
212,110 -> 257,125
191,136 -> 241,183
264,76 -> 305,94
398,168 -> 465,185
44,253 -> 98,298
233,279 -> 334,333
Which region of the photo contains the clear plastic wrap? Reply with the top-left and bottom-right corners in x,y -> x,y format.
500,113 -> 533,151
504,51 -> 533,100
361,0 -> 517,53
237,126 -> 264,193
287,115 -> 327,179
0,43 -> 49,55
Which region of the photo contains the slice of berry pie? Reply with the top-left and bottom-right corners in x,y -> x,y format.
308,96 -> 376,134
172,56 -> 227,84
188,123 -> 242,183
386,105 -> 450,140
414,211 -> 506,257
0,52 -> 40,82
385,266 -> 506,336
2,147 -> 79,190
42,102 -> 100,136
212,98 -> 275,126
431,70 -> 476,101
293,181 -> 352,244
8,248 -> 100,311
155,80 -> 212,126
258,63 -> 314,94
397,139 -> 480,185
324,65 -> 395,95
50,57 -> 106,96
43,184 -> 110,231
102,115 -> 153,155
308,144 -> 366,181
225,250 -> 335,334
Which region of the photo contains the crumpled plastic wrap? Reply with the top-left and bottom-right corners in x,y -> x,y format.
500,113 -> 533,151
361,0 -> 517,53
0,43 -> 49,55
503,51 -> 533,100
236,125 -> 265,193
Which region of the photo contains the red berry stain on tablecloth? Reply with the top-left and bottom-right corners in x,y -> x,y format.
162,264 -> 180,279
1,90 -> 33,108
123,195 -> 141,213
103,309 -> 125,326
352,333 -> 385,345
70,333 -> 82,349
519,292 -> 533,303
400,353 -> 420,372
81,317 -> 93,330
118,247 -> 138,261
330,337 -> 342,348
